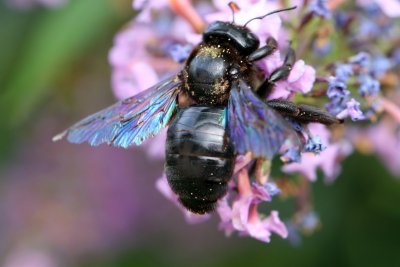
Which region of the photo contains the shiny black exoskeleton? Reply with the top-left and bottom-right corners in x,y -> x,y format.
166,106 -> 234,213
56,7 -> 342,215
166,21 -> 279,213
167,21 -> 265,213
182,21 -> 262,106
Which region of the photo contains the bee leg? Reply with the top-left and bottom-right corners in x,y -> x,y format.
266,99 -> 343,125
247,37 -> 278,62
256,47 -> 296,98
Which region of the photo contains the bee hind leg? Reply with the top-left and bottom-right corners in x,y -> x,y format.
256,47 -> 296,99
266,99 -> 343,125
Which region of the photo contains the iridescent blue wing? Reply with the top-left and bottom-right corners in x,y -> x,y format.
228,80 -> 301,159
53,76 -> 182,148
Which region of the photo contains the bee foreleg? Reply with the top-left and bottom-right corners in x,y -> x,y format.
256,47 -> 296,98
266,99 -> 343,125
247,37 -> 278,62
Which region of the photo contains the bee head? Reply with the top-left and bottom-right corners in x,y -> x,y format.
203,21 -> 260,55
203,6 -> 297,56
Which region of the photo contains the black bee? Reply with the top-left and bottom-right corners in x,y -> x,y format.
54,6 -> 341,214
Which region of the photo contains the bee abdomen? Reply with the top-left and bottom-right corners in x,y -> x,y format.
165,106 -> 234,214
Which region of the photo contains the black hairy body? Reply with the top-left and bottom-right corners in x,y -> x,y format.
166,107 -> 234,213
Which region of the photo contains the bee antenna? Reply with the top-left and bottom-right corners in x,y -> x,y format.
228,1 -> 240,24
243,6 -> 297,27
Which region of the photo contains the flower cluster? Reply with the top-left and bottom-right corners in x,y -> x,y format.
107,0 -> 400,244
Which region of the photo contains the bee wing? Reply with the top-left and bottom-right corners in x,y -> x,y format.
228,80 -> 301,159
54,76 -> 182,148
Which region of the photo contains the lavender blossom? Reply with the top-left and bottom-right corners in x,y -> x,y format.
283,124 -> 352,182
216,169 -> 288,243
304,135 -> 326,154
106,0 -> 400,244
367,118 -> 400,175
349,52 -> 371,68
358,0 -> 400,17
308,0 -> 332,19
342,98 -> 365,121
370,56 -> 393,77
335,64 -> 353,81
327,77 -> 350,98
358,74 -> 380,97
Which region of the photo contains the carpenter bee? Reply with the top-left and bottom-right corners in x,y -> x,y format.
54,6 -> 341,214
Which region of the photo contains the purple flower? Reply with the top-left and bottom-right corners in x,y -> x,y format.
327,77 -> 350,98
336,98 -> 365,121
282,124 -> 353,182
304,135 -> 326,154
298,211 -> 320,232
358,74 -> 380,97
356,17 -> 382,40
260,53 -> 316,99
326,96 -> 347,116
286,60 -> 317,94
218,169 -> 288,243
349,52 -> 371,68
157,153 -> 289,243
358,0 -> 400,17
166,43 -> 193,63
103,0 -> 400,245
334,11 -> 351,28
335,64 -> 353,81
251,182 -> 280,203
308,0 -> 332,19
346,98 -> 365,121
108,23 -> 161,100
370,56 -> 393,77
392,48 -> 400,65
358,118 -> 400,176
133,0 -> 169,23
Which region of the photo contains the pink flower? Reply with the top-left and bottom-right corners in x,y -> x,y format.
282,123 -> 352,183
217,168 -> 288,243
365,118 -> 400,176
221,169 -> 287,242
3,249 -> 59,267
357,0 -> 400,17
133,0 -> 170,23
259,52 -> 316,100
156,153 -> 288,243
109,23 -> 161,99
337,98 -> 365,121
374,0 -> 400,17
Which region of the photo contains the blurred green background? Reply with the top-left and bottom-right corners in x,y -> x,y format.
0,0 -> 399,266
